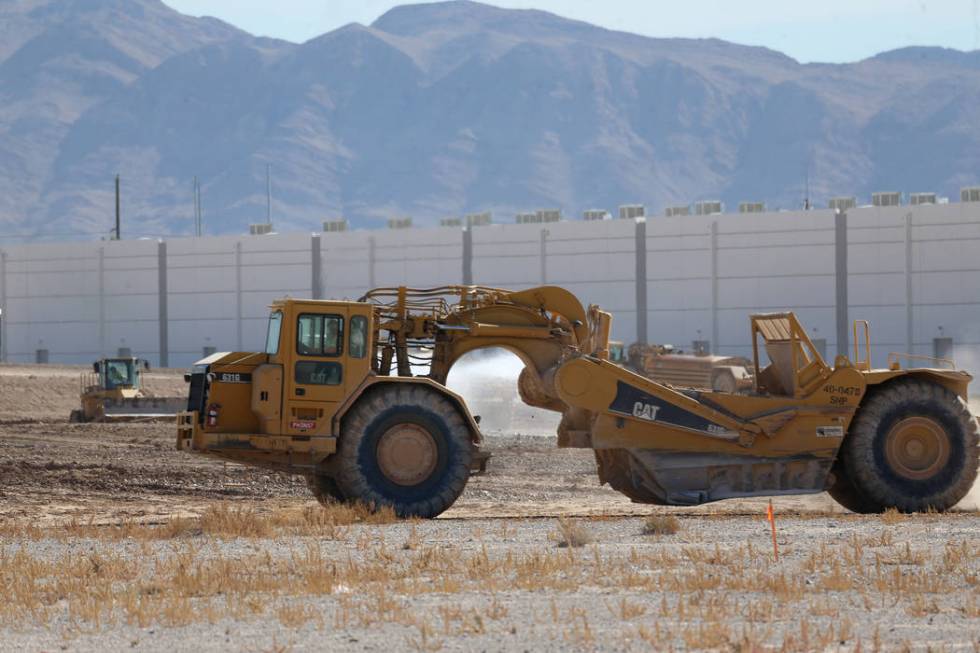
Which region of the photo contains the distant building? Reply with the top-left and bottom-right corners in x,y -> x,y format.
961,186 -> 980,203
664,206 -> 690,217
249,223 -> 273,235
440,217 -> 462,227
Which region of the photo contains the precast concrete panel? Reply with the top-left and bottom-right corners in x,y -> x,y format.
715,242 -> 834,278
320,231 -> 373,298
913,304 -> 980,348
168,319 -> 239,353
912,271 -> 980,305
167,293 -> 237,321
472,224 -> 544,288
911,240 -> 980,273
239,265 -> 310,293
557,281 -> 635,314
717,276 -> 834,310
371,227 -> 462,289
648,310 -> 713,349
848,273 -> 906,307
648,278 -> 712,310
105,321 -> 159,356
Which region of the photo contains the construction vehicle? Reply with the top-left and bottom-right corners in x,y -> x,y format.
608,340 -> 753,393
176,286 -> 978,517
70,357 -> 185,422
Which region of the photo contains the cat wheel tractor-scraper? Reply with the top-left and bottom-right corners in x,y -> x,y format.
176,286 -> 978,518
70,357 -> 186,423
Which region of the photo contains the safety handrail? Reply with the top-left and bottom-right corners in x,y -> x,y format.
853,320 -> 871,371
886,352 -> 956,370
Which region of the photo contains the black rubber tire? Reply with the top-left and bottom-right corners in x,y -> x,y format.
826,462 -> 878,513
836,379 -> 979,513
594,449 -> 668,504
306,474 -> 346,506
333,385 -> 472,518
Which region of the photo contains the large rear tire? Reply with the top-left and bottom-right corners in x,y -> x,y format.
306,474 -> 345,506
835,379 -> 978,513
333,385 -> 473,518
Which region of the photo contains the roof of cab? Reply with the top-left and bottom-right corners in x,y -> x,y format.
268,298 -> 370,309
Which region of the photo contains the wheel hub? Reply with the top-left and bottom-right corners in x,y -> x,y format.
884,416 -> 950,480
376,423 -> 438,486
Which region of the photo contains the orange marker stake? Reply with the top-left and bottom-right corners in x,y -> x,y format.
766,499 -> 779,562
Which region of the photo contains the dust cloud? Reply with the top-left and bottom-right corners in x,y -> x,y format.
446,349 -> 560,436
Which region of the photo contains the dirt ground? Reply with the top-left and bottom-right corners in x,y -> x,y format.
0,363 -> 978,651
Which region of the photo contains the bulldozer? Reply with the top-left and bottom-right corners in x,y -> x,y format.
70,357 -> 186,422
609,340 -> 753,393
176,286 -> 978,517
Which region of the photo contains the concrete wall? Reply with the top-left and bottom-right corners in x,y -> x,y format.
1,203 -> 978,377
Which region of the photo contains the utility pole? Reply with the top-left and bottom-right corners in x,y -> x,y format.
114,174 -> 121,239
193,177 -> 202,236
266,163 -> 272,223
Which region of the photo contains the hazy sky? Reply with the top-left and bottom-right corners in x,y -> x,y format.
161,0 -> 979,63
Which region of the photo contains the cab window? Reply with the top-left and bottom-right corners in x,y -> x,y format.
265,311 -> 283,355
295,360 -> 342,386
297,314 -> 343,356
349,315 -> 368,359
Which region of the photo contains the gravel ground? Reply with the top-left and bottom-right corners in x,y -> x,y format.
0,363 -> 978,651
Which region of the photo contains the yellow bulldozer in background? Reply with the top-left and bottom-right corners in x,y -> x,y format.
176,286 -> 978,517
70,357 -> 186,422
608,340 -> 754,393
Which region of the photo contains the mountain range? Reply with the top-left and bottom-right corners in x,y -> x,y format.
1,0 -> 978,240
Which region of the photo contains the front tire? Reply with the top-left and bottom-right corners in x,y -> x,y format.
307,474 -> 345,506
333,385 -> 473,518
835,379 -> 978,513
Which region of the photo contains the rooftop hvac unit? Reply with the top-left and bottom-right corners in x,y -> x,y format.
738,202 -> 766,214
516,210 -> 562,224
583,209 -> 610,221
322,219 -> 348,232
664,206 -> 690,217
249,223 -> 273,235
961,186 -> 980,203
465,212 -> 492,227
694,201 -> 723,216
618,204 -> 645,220
871,192 -> 901,207
909,193 -> 937,206
828,197 -> 856,211
440,217 -> 462,228
387,217 -> 413,229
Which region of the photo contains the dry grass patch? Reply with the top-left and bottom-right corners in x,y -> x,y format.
643,514 -> 680,536
550,517 -> 593,548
